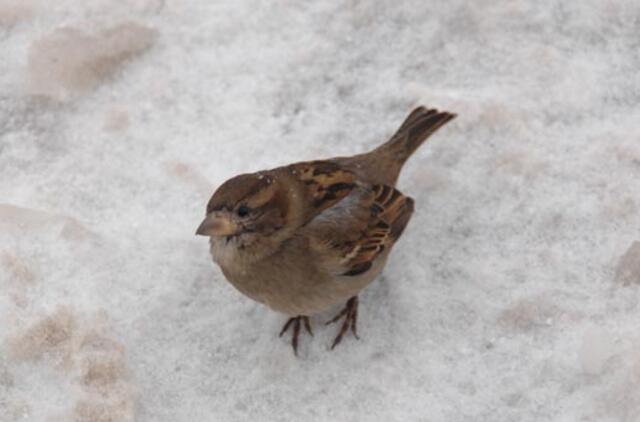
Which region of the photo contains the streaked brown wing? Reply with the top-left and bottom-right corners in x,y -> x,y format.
288,161 -> 357,220
340,184 -> 414,276
304,183 -> 414,277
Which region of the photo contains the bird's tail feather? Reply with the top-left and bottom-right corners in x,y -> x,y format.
375,106 -> 456,163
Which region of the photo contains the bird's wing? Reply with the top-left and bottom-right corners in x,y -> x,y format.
300,182 -> 414,277
287,160 -> 358,221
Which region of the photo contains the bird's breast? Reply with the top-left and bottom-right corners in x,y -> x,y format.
209,237 -> 373,316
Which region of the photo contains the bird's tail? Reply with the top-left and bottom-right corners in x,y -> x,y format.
374,106 -> 456,164
333,106 -> 456,186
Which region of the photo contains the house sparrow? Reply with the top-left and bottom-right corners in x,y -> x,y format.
196,107 -> 456,354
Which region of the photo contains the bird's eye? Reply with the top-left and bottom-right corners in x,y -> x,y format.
237,205 -> 250,217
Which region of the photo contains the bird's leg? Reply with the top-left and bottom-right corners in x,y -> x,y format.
279,316 -> 312,355
303,316 -> 313,336
326,296 -> 359,349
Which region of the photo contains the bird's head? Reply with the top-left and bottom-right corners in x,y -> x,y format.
196,172 -> 298,258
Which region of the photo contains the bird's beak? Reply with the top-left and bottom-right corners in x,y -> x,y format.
195,213 -> 238,237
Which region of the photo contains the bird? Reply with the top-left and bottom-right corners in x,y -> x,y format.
196,106 -> 456,354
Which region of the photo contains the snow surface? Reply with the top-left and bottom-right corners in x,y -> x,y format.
1,1 -> 640,421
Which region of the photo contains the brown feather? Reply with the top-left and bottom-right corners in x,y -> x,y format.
335,184 -> 414,276
287,161 -> 357,221
333,107 -> 456,186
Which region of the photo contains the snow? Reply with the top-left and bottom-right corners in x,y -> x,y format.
616,241 -> 640,286
1,0 -> 640,421
28,23 -> 156,100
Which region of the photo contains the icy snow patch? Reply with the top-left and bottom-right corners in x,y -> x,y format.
28,23 -> 156,100
615,241 -> 640,286
2,0 -> 640,421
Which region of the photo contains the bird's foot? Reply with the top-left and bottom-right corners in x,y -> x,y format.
279,315 -> 312,355
326,296 -> 359,349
